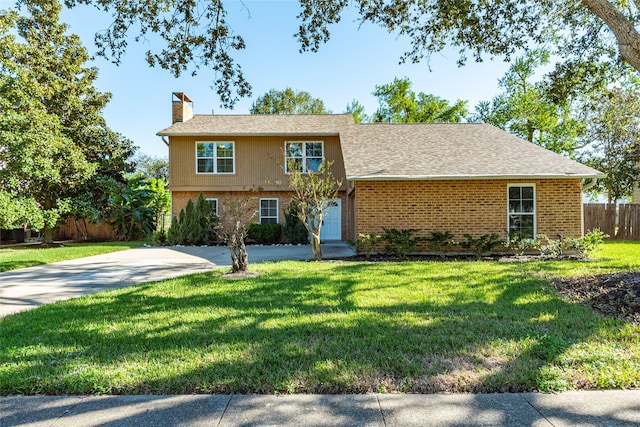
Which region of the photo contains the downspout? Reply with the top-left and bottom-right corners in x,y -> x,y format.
582,177 -> 598,193
161,136 -> 169,146
581,177 -> 599,237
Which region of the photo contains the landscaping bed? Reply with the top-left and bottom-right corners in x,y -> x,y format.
554,271 -> 640,324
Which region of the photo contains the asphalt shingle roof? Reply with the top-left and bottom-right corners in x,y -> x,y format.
340,123 -> 603,179
157,114 -> 603,179
157,114 -> 354,136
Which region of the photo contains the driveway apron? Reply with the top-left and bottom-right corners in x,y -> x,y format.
0,243 -> 354,317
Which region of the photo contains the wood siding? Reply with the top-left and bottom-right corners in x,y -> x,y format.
169,135 -> 346,192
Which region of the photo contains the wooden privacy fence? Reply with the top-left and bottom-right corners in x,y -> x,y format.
584,203 -> 640,240
56,217 -> 118,241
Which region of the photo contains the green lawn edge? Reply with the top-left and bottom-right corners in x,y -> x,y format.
0,241 -> 638,395
0,241 -> 144,272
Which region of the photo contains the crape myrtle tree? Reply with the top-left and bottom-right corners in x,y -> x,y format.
0,1 -> 135,244
218,196 -> 257,273
289,160 -> 342,261
57,0 -> 640,106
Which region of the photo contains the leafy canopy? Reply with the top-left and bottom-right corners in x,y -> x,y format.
250,88 -> 331,115
372,77 -> 468,123
0,1 -> 135,242
579,87 -> 640,204
471,51 -> 584,155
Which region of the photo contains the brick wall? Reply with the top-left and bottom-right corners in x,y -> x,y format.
353,178 -> 584,241
171,190 -> 350,240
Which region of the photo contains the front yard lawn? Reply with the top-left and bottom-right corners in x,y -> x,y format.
0,241 -> 144,272
0,241 -> 638,395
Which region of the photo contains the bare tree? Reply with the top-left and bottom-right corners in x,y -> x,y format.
218,196 -> 256,273
289,160 -> 342,261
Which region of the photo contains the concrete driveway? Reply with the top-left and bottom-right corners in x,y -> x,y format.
0,242 -> 354,317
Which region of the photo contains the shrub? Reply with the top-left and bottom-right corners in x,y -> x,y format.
461,233 -> 503,259
167,194 -> 218,245
537,234 -> 566,258
427,230 -> 456,257
382,228 -> 425,259
566,228 -> 608,257
348,233 -> 382,258
507,233 -> 540,256
282,200 -> 308,244
247,223 -> 282,244
149,230 -> 166,245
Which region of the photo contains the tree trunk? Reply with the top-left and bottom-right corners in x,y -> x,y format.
229,232 -> 248,272
43,226 -> 54,245
582,0 -> 640,72
310,233 -> 322,261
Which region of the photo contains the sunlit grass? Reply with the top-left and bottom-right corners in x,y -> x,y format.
0,242 -> 638,395
0,241 -> 144,272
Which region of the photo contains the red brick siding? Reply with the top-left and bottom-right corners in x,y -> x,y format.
353,179 -> 583,241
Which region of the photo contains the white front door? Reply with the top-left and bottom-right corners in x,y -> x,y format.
320,199 -> 341,241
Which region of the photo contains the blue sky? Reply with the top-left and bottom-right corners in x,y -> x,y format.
52,0 -> 513,158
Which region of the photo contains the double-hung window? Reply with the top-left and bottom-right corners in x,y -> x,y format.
205,198 -> 218,215
285,141 -> 323,173
196,142 -> 234,174
508,185 -> 536,240
260,199 -> 278,224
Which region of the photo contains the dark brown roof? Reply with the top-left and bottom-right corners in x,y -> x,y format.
157,114 -> 354,136
340,123 -> 603,179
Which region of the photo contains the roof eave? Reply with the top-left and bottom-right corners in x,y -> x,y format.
156,131 -> 342,137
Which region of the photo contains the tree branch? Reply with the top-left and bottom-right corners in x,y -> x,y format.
581,0 -> 640,71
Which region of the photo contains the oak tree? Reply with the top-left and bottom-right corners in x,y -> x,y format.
250,88 -> 330,114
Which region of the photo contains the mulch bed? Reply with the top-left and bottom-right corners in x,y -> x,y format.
553,272 -> 640,324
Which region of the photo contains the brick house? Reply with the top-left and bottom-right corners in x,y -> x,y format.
157,93 -> 603,244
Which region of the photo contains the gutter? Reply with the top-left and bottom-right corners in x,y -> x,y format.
346,174 -> 605,181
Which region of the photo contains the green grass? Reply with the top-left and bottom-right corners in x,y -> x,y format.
0,241 -> 144,272
0,241 -> 638,395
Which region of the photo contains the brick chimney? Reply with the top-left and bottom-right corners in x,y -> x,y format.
172,92 -> 194,123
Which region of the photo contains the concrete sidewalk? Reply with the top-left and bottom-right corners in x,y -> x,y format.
2,391 -> 639,426
0,243 -> 355,317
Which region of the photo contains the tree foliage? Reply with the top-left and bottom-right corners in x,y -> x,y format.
289,160 -> 341,261
0,1 -> 135,243
134,153 -> 169,182
345,99 -> 369,123
297,0 -> 636,98
372,77 -> 468,123
62,0 -> 251,108
580,87 -> 640,205
250,88 -> 330,114
58,0 -> 640,106
471,51 -> 584,155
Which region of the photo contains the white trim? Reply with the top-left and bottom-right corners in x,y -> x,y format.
284,141 -> 324,174
507,183 -> 536,240
259,198 -> 279,224
346,173 -> 604,181
195,141 -> 235,174
204,198 -> 218,215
